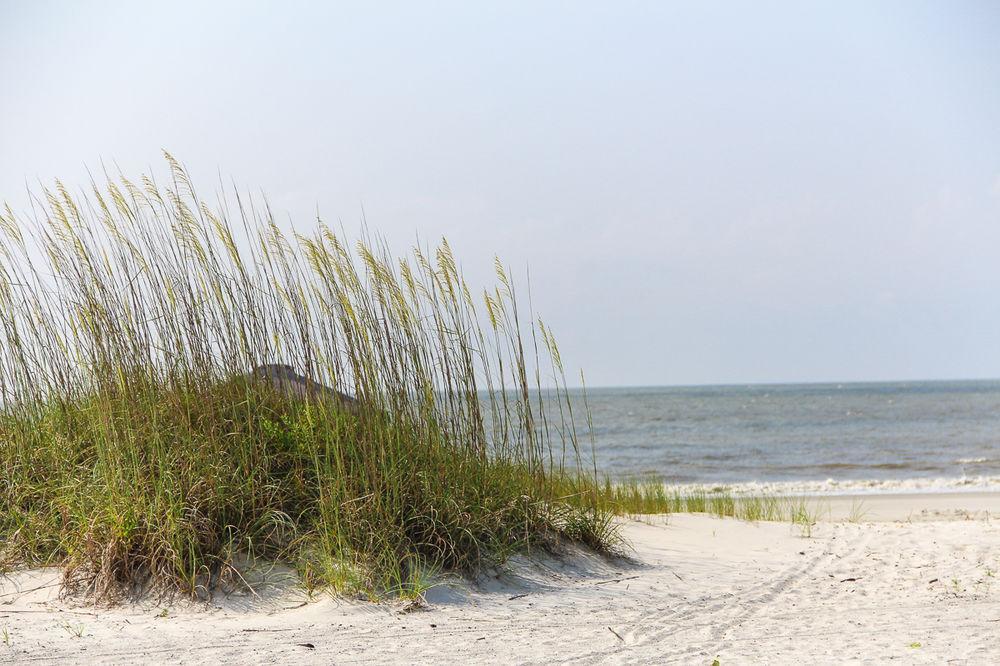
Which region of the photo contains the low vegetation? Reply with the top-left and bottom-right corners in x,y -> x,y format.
584,476 -> 824,528
0,155 -> 815,604
0,154 -> 623,601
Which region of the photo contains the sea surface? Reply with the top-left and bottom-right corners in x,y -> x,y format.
573,380 -> 1000,495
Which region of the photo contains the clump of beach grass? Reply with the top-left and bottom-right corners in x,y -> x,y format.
0,154 -> 616,602
584,476 -> 826,526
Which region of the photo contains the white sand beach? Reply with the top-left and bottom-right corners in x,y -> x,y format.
3,492 -> 998,665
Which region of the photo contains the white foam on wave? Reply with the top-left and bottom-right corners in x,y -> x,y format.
955,457 -> 991,464
665,475 -> 1000,497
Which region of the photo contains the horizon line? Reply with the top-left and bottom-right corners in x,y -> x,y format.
566,376 -> 1000,391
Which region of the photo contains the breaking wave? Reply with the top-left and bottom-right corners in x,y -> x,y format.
664,475 -> 1000,497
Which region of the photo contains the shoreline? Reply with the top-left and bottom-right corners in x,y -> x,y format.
801,490 -> 1000,522
656,475 -> 1000,498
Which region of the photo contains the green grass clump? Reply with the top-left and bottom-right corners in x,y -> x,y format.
581,476 -> 823,526
0,154 -> 615,602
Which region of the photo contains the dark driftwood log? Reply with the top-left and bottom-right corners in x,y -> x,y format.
250,364 -> 358,412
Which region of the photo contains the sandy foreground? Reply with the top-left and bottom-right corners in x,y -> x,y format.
2,493 -> 999,665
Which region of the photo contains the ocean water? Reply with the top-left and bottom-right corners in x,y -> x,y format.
574,380 -> 1000,495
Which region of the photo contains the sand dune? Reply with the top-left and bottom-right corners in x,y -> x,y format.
2,493 -> 998,664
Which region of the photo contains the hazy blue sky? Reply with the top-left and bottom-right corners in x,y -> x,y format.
2,1 -> 998,386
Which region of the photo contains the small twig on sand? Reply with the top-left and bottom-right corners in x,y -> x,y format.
0,582 -> 62,599
0,609 -> 98,616
594,576 -> 640,585
608,626 -> 625,642
242,628 -> 296,633
508,593 -> 529,600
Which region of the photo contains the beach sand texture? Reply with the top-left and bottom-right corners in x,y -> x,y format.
2,493 -> 998,665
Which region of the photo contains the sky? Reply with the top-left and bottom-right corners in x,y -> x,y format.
1,1 -> 998,387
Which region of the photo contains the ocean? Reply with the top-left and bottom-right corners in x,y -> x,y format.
574,380 -> 1000,495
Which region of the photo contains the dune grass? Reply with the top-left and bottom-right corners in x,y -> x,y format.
583,476 -> 825,529
0,154 -> 623,602
0,155 -> 823,604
